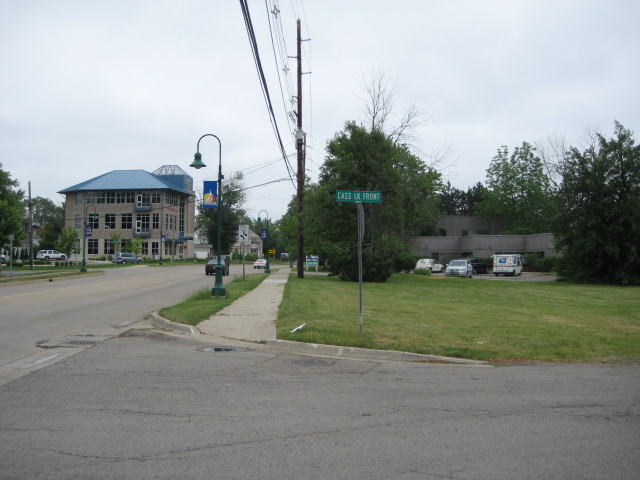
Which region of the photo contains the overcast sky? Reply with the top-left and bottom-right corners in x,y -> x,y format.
1,0 -> 638,220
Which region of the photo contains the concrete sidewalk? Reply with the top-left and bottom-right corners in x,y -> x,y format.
150,266 -> 487,365
196,267 -> 291,342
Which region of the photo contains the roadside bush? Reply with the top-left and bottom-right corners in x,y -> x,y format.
414,268 -> 432,276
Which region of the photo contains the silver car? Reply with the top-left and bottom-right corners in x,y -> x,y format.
445,259 -> 473,278
112,252 -> 143,264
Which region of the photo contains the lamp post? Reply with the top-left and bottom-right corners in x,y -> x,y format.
257,210 -> 270,273
190,134 -> 226,296
80,204 -> 97,272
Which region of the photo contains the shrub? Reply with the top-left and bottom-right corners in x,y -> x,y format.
414,268 -> 432,276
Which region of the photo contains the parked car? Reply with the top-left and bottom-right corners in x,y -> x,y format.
445,259 -> 473,278
253,258 -> 267,269
112,252 -> 143,264
414,258 -> 445,273
36,250 -> 66,261
466,258 -> 488,275
206,256 -> 230,276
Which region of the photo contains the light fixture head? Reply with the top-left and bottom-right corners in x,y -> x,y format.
190,152 -> 206,169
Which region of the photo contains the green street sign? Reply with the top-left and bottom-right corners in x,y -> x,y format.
336,190 -> 382,203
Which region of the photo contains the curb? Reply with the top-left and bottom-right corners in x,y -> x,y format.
149,312 -> 490,366
150,311 -> 201,336
267,339 -> 491,366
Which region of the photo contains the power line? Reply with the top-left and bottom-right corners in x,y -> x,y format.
239,0 -> 296,188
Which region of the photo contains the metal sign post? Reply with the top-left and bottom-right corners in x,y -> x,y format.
336,190 -> 382,336
239,225 -> 249,281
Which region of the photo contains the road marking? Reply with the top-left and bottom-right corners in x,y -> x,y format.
20,353 -> 61,369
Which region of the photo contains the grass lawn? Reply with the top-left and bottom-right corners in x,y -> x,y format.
277,274 -> 640,364
159,273 -> 268,326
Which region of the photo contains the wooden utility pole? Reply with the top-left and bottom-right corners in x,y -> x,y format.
296,18 -> 305,279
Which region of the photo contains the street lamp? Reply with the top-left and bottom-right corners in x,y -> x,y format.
191,134 -> 226,296
80,204 -> 97,272
257,210 -> 271,274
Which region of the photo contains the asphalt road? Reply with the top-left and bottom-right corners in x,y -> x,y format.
1,330 -> 638,480
1,265 -> 638,479
0,263 -> 222,385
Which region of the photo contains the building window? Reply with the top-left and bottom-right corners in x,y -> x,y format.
142,242 -> 149,255
121,239 -> 131,251
104,239 -> 115,255
152,192 -> 161,204
76,193 -> 83,205
105,214 -> 116,230
121,213 -> 132,229
96,192 -> 106,204
106,191 -> 116,204
135,213 -> 150,234
166,192 -> 177,206
179,197 -> 185,232
152,213 -> 160,230
88,214 -> 99,229
87,192 -> 96,204
126,192 -> 135,203
74,214 -> 81,229
88,239 -> 99,255
116,192 -> 126,203
152,241 -> 159,255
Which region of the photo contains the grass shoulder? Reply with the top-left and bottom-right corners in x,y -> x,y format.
159,273 -> 269,326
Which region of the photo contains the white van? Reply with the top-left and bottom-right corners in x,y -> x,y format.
492,254 -> 523,276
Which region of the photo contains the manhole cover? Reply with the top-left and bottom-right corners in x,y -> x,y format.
197,346 -> 248,353
287,357 -> 333,367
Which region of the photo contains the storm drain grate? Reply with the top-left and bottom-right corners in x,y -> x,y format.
197,346 -> 248,353
63,340 -> 101,346
37,335 -> 111,349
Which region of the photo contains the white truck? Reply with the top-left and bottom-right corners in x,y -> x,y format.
492,254 -> 523,276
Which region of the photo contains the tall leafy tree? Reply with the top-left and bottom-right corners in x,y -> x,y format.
438,181 -> 487,216
554,122 -> 640,284
1,168 -> 25,265
478,142 -> 556,234
306,122 -> 441,281
196,172 -> 247,255
28,196 -> 65,249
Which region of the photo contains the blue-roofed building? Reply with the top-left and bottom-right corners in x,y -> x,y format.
58,166 -> 197,261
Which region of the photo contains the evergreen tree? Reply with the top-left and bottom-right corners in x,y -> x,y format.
554,122 -> 640,284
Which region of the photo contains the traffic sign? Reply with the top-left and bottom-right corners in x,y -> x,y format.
336,190 -> 382,203
238,225 -> 249,244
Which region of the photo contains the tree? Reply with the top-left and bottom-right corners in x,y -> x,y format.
196,172 -> 247,255
554,122 -> 640,284
28,196 -> 65,250
305,122 -> 441,281
1,168 -> 25,270
477,142 -> 556,234
130,236 -> 144,256
56,226 -> 78,260
438,181 -> 488,216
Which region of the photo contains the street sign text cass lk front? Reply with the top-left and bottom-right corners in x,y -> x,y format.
336,190 -> 382,203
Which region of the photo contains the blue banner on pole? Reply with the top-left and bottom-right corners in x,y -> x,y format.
203,181 -> 218,209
